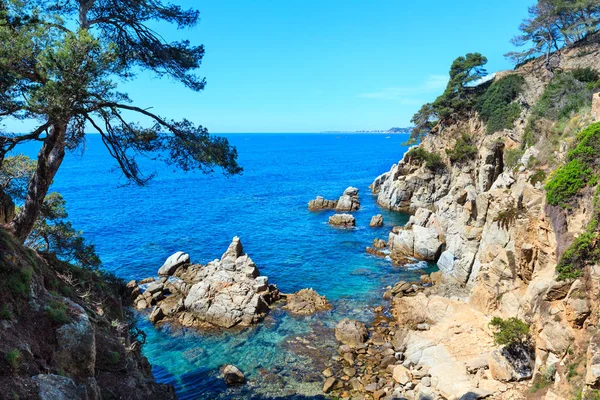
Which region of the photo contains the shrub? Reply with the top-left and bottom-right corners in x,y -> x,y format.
529,170 -> 547,186
46,301 -> 70,325
504,148 -> 524,170
2,266 -> 33,297
477,74 -> 525,134
533,71 -> 593,121
494,205 -> 519,230
446,134 -> 478,165
5,349 -> 21,373
0,304 -> 12,320
545,159 -> 594,207
571,67 -> 599,83
489,317 -> 530,346
405,147 -> 445,171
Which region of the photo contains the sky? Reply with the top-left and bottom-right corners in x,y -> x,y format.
9,0 -> 534,133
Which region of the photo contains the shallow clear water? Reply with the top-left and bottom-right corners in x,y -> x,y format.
18,133 -> 435,398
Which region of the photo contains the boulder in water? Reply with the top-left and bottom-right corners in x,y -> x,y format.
284,288 -> 331,315
158,252 -> 190,276
336,187 -> 360,212
369,214 -> 384,227
222,364 -> 245,385
329,213 -> 355,227
334,319 -> 369,347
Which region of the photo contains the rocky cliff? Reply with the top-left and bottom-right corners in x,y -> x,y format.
358,37 -> 600,399
0,228 -> 175,400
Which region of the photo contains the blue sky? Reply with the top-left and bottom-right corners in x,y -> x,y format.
10,0 -> 533,133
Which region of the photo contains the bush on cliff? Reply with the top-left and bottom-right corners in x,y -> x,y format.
446,134 -> 478,165
405,147 -> 445,171
489,317 -> 530,346
533,71 -> 595,122
476,74 -> 525,134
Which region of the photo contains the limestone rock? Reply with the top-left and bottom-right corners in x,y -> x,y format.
284,288 -> 331,315
391,364 -> 412,385
335,319 -> 369,347
308,196 -> 337,211
222,365 -> 245,385
336,187 -> 360,212
370,214 -> 384,227
328,213 -> 356,227
158,251 -> 190,276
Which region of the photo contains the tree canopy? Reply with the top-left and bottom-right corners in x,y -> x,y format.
0,0 -> 242,242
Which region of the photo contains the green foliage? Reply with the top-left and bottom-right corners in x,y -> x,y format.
504,148 -> 525,170
409,53 -> 488,141
0,304 -> 12,320
0,262 -> 33,297
477,74 -> 525,134
533,71 -> 594,121
546,122 -> 600,207
545,159 -> 594,207
5,349 -> 21,373
572,67 -> 599,83
529,169 -> 547,186
46,301 -> 70,325
489,317 -> 530,346
446,134 -> 478,165
405,147 -> 445,171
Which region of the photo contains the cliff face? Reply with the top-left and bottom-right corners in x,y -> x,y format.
369,39 -> 600,399
0,228 -> 175,400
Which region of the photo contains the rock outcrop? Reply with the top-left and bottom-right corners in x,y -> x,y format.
158,251 -> 190,276
308,196 -> 338,211
334,319 -> 368,347
133,237 -> 281,329
283,288 -> 331,315
222,365 -> 245,385
328,213 -> 355,227
369,214 -> 384,227
336,187 -> 360,212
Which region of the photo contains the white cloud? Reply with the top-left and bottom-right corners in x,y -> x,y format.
358,74 -> 448,101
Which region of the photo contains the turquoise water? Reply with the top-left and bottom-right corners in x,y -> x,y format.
19,133 -> 434,398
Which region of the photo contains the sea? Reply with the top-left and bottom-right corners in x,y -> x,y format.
19,133 -> 435,399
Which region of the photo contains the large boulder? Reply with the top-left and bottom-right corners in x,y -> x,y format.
53,298 -> 96,379
308,196 -> 338,211
336,187 -> 360,212
389,225 -> 443,261
586,332 -> 600,388
284,288 -> 331,315
33,374 -> 83,400
488,344 -> 533,382
222,365 -> 245,385
328,214 -> 356,227
181,237 -> 280,328
158,251 -> 190,276
334,319 -> 368,347
369,214 -> 384,227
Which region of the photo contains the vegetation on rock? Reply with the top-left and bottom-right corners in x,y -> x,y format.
446,134 -> 478,165
489,317 -> 530,346
405,147 -> 445,171
476,74 -> 525,134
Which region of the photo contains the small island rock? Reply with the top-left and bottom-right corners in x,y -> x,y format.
222,365 -> 245,385
308,196 -> 338,211
336,187 -> 360,212
284,288 -> 332,315
369,214 -> 384,227
329,213 -> 356,227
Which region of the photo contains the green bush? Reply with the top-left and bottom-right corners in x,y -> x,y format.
5,349 -> 21,373
405,147 -> 445,171
0,266 -> 33,297
533,71 -> 593,121
477,74 -> 525,134
504,148 -> 524,170
446,134 -> 478,164
0,304 -> 12,320
46,301 -> 70,325
571,67 -> 599,83
545,159 -> 594,207
494,205 -> 519,230
529,170 -> 547,186
489,317 -> 530,346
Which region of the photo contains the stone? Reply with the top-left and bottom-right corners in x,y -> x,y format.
158,251 -> 190,276
380,355 -> 397,368
323,368 -> 333,378
389,225 -> 442,261
54,298 -> 96,379
222,364 -> 245,385
370,214 -> 384,227
421,376 -> 431,387
328,213 -> 356,227
585,332 -> 600,387
284,288 -> 331,315
336,187 -> 360,212
33,374 -> 82,400
392,364 -> 412,385
323,377 -> 337,393
308,196 -> 338,211
488,344 -> 533,382
149,306 -> 165,324
335,319 -> 369,347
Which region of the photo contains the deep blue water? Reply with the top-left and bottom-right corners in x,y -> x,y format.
17,133 -> 433,399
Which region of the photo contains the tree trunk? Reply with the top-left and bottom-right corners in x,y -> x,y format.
11,123 -> 66,242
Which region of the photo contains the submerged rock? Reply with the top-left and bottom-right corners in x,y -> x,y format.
135,237 -> 280,329
284,288 -> 332,315
328,213 -> 356,227
222,364 -> 245,385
